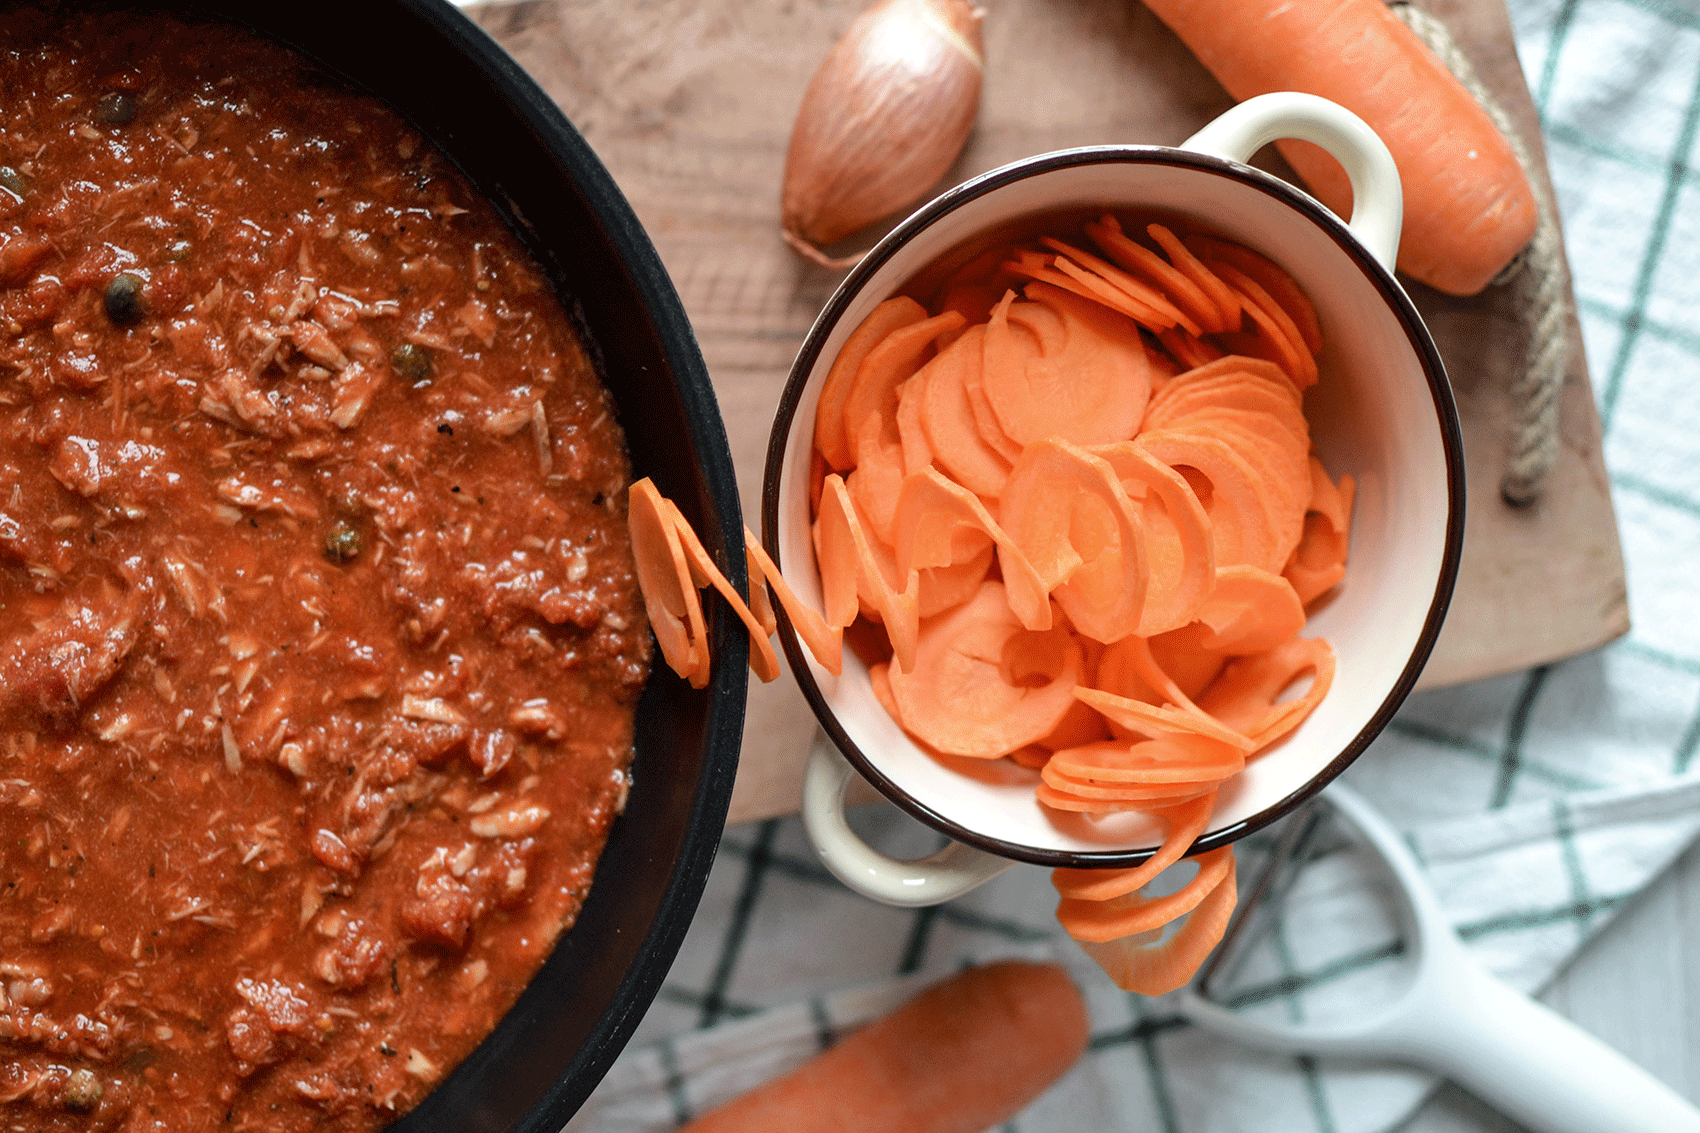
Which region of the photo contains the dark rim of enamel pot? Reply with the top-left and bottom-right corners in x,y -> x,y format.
111,0 -> 749,1127
763,145 -> 1466,870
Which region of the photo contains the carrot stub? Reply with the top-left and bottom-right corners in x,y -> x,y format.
1140,0 -> 1538,296
678,961 -> 1088,1133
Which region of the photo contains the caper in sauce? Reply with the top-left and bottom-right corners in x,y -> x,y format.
103,272 -> 145,326
324,521 -> 362,564
390,342 -> 433,383
0,166 -> 25,196
94,91 -> 136,125
63,1069 -> 102,1113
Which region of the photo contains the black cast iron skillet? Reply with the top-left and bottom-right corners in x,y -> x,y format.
110,0 -> 749,1127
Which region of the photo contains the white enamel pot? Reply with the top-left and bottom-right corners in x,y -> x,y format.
762,93 -> 1465,906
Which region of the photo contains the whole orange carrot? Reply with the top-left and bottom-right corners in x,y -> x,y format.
1143,0 -> 1538,296
679,961 -> 1088,1133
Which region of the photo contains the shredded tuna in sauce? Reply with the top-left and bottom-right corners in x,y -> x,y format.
0,8 -> 652,1131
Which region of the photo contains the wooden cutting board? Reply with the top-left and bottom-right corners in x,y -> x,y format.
472,0 -> 1629,824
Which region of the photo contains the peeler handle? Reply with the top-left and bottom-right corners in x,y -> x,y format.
1393,948 -> 1700,1133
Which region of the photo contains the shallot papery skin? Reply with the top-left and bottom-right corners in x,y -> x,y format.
781,0 -> 983,266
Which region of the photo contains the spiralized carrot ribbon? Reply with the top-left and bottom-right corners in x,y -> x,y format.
1074,852 -> 1239,996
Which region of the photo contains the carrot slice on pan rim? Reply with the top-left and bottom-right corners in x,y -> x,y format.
628,478 -> 708,687
661,498 -> 780,684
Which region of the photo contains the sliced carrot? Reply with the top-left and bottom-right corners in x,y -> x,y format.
999,438 -> 1148,643
1076,852 -> 1238,995
1196,636 -> 1336,750
885,581 -> 1084,758
1208,261 -> 1318,389
916,324 -> 1015,498
816,296 -> 927,472
1033,772 -> 1210,806
843,309 -> 966,467
892,467 -> 1051,631
869,659 -> 898,718
1183,234 -> 1322,354
1008,745 -> 1053,771
1146,224 -> 1240,333
982,284 -> 1151,448
1046,733 -> 1246,785
746,528 -> 844,676
846,414 -> 908,547
1037,253 -> 1175,330
934,246 -> 1021,344
1082,215 -> 1222,336
1093,629 -> 1228,713
1195,564 -> 1307,655
1090,441 -> 1214,634
1149,625 -> 1230,701
1285,525 -> 1347,607
1159,426 -> 1309,561
917,542 -> 996,618
1135,429 -> 1284,574
745,538 -> 778,639
1037,772 -> 1213,809
1074,685 -> 1255,754
1036,696 -> 1113,753
1284,463 -> 1355,606
627,478 -> 707,687
815,476 -> 862,630
660,498 -> 781,684
962,328 -> 1026,464
1156,325 -> 1225,371
793,219 -> 1354,1000
819,474 -> 920,671
1118,634 -> 1211,719
1143,333 -> 1183,381
1051,791 -> 1217,901
1039,236 -> 1193,330
890,467 -> 996,573
1001,247 -> 1085,293
1056,845 -> 1235,942
1145,357 -> 1306,443
894,370 -> 934,476
809,446 -> 828,518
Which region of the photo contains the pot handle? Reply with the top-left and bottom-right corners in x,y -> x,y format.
801,732 -> 1014,908
1181,91 -> 1403,273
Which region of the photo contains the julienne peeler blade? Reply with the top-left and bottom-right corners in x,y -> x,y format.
1193,797 -> 1334,1003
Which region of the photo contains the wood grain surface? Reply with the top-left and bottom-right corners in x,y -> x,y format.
473,0 -> 1629,824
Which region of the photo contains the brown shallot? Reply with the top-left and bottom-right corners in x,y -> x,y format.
781,0 -> 984,269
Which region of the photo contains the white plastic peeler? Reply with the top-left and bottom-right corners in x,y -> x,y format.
1177,782 -> 1700,1133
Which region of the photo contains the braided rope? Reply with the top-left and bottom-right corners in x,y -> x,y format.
1393,1 -> 1571,506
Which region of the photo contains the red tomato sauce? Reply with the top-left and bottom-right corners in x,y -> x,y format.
0,8 -> 651,1131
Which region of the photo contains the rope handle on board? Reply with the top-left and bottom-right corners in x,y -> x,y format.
1392,1 -> 1571,507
